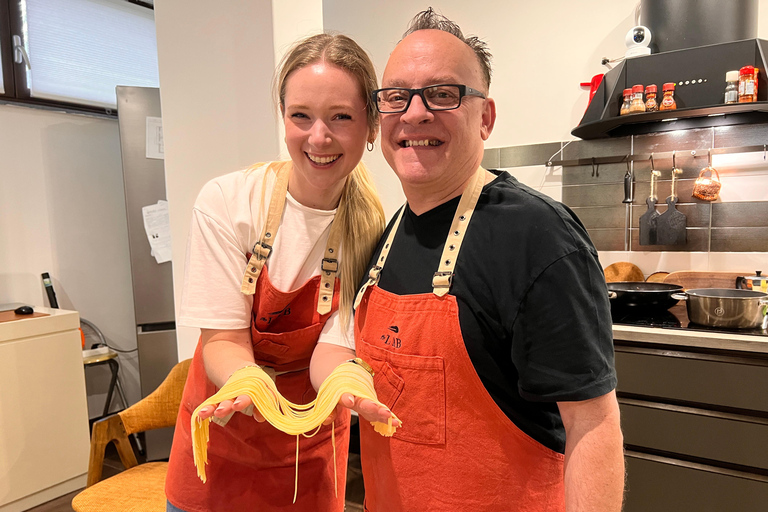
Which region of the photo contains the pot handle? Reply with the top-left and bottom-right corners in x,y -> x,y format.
608,291 -> 617,299
671,293 -> 688,301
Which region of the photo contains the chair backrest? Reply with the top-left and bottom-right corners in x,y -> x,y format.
119,359 -> 191,435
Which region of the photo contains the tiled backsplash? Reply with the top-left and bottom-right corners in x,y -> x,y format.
483,123 -> 768,276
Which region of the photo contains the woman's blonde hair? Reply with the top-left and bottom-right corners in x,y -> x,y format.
272,33 -> 385,329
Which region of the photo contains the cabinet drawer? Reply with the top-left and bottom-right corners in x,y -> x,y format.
624,452 -> 768,512
615,347 -> 768,412
621,400 -> 768,471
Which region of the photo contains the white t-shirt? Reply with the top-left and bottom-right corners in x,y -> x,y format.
178,163 -> 354,349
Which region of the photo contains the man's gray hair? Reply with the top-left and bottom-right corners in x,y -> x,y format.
403,7 -> 492,90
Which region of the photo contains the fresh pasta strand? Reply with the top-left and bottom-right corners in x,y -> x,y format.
191,358 -> 400,496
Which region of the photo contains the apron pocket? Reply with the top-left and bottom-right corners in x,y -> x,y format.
359,338 -> 446,446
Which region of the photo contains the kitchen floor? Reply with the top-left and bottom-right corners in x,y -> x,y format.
26,428 -> 365,512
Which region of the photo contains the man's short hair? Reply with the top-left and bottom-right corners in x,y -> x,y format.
403,7 -> 492,90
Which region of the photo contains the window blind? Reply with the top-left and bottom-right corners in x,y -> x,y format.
23,0 -> 159,109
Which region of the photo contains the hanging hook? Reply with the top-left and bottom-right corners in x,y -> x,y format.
763,144 -> 766,160
649,152 -> 655,171
591,157 -> 599,177
672,150 -> 676,169
708,148 -> 713,167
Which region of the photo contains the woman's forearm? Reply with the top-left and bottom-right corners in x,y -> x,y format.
201,327 -> 257,388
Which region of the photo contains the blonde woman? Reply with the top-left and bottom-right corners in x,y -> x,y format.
165,33 -> 393,512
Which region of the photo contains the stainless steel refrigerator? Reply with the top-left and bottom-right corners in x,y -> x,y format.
116,85 -> 179,461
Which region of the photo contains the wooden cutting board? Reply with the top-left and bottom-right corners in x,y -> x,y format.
662,271 -> 745,290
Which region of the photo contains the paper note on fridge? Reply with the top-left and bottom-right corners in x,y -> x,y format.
142,200 -> 172,264
146,116 -> 164,160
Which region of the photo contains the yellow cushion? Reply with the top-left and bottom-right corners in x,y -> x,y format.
71,462 -> 168,512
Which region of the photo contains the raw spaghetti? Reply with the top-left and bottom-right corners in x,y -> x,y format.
191,358 -> 400,502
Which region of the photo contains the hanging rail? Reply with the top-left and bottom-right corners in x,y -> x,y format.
546,143 -> 768,168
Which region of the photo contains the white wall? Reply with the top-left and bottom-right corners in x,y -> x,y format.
0,103 -> 141,412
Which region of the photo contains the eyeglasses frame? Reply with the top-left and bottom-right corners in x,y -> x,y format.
371,84 -> 487,113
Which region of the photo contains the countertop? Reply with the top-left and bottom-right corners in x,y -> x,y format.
613,323 -> 768,354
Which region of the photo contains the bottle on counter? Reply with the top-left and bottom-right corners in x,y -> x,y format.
738,65 -> 757,103
659,82 -> 677,111
619,88 -> 632,115
645,84 -> 658,112
724,70 -> 739,104
629,84 -> 646,113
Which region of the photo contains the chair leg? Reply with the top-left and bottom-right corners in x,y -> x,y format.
115,363 -> 144,454
104,359 -> 120,416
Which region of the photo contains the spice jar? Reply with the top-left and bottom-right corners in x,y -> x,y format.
645,84 -> 658,112
659,82 -> 677,111
629,84 -> 646,113
724,70 -> 739,104
738,65 -> 757,102
619,88 -> 632,115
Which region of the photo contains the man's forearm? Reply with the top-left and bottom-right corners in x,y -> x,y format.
559,391 -> 625,512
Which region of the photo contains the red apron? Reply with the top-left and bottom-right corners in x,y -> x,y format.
354,168 -> 565,512
166,162 -> 350,512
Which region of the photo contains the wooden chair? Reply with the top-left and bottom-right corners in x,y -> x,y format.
71,358 -> 191,512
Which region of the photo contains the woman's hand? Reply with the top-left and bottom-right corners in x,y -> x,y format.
198,394 -> 266,423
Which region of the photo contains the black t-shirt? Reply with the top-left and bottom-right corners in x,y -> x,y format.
359,170 -> 616,453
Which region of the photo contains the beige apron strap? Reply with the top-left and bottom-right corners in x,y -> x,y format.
432,167 -> 486,297
317,216 -> 344,315
353,205 -> 406,310
240,163 -> 291,294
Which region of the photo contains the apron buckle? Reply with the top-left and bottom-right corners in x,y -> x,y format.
252,241 -> 272,260
432,271 -> 454,288
321,258 -> 339,273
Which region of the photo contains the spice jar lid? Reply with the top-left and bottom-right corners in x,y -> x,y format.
662,82 -> 676,91
740,65 -> 755,75
632,84 -> 644,93
645,84 -> 657,93
623,88 -> 632,96
726,70 -> 739,82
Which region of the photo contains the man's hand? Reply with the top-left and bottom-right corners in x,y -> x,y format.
322,393 -> 402,426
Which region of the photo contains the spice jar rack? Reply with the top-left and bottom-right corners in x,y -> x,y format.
572,39 -> 768,140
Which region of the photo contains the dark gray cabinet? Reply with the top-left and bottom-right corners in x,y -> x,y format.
615,340 -> 768,511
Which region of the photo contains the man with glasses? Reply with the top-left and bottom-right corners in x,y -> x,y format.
353,8 -> 624,512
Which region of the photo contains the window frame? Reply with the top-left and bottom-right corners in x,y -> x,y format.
0,0 -> 155,118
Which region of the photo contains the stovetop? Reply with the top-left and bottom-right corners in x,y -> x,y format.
611,305 -> 768,337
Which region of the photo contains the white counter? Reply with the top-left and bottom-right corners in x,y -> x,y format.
613,324 -> 768,354
0,307 -> 90,512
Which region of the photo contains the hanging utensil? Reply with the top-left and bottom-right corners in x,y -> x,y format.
656,166 -> 687,245
638,155 -> 660,246
622,156 -> 633,204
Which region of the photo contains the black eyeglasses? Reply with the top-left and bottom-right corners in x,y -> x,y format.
372,84 -> 486,113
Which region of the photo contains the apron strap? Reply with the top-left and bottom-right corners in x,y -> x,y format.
240,163 -> 290,295
353,205 -> 406,310
432,167 -> 486,297
317,216 -> 343,315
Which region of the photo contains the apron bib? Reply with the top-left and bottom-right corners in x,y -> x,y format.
167,163 -> 350,512
354,168 -> 565,512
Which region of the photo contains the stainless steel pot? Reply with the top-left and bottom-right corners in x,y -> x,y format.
736,270 -> 768,293
671,288 -> 768,329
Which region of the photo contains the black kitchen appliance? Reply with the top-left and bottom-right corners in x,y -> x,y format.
573,39 -> 768,139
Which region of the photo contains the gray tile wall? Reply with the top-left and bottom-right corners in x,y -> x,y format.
484,123 -> 768,253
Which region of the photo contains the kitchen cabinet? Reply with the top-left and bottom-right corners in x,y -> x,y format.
613,325 -> 768,511
0,308 -> 90,512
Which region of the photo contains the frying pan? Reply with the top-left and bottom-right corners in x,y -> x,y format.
607,282 -> 683,311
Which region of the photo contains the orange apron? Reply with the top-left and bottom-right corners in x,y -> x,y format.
354,168 -> 565,512
166,163 -> 350,512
